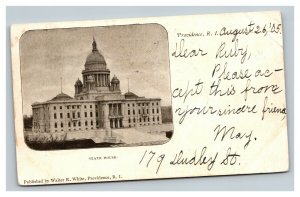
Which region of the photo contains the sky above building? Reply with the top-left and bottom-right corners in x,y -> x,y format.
20,24 -> 172,116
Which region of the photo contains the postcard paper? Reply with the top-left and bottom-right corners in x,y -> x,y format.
10,11 -> 289,185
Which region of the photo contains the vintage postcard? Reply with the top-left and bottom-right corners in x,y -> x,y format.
11,11 -> 289,185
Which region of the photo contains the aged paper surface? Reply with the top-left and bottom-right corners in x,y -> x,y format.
11,11 -> 288,185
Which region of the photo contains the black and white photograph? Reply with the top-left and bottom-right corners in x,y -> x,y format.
20,24 -> 173,150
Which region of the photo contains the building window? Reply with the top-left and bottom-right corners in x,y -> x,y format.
133,118 -> 136,123
85,121 -> 88,126
128,104 -> 130,107
128,110 -> 130,115
90,112 -> 93,117
133,110 -> 135,115
144,117 -> 146,122
96,121 -> 99,126
147,109 -> 149,114
139,109 -> 140,114
84,105 -> 86,109
152,103 -> 154,106
72,112 -> 75,118
153,117 -> 155,121
72,106 -> 75,109
60,113 -> 63,118
54,106 -> 56,110
77,112 -> 80,118
157,102 -> 159,105
95,105 -> 98,108
61,122 -> 63,128
142,109 -> 144,114
85,112 -> 87,117
67,106 -> 69,109
128,118 -> 131,123
157,109 -> 159,113
78,122 -> 81,126
67,113 -> 70,118
54,113 -> 57,119
139,117 -> 142,122
133,104 -> 135,107
54,122 -> 57,128
68,122 -> 71,127
96,112 -> 98,117
152,109 -> 154,113
157,117 -> 159,121
60,106 -> 62,109
77,105 -> 80,109
90,105 -> 92,109
73,122 -> 76,127
91,121 -> 93,126
148,117 -> 150,122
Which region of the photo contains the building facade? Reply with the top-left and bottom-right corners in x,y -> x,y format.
32,39 -> 162,134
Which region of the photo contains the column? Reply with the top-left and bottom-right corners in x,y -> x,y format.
103,74 -> 105,86
102,75 -> 103,86
101,74 -> 103,86
121,103 -> 125,116
116,119 -> 118,128
116,104 -> 119,116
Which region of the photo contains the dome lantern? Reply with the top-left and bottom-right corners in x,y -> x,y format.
92,37 -> 98,52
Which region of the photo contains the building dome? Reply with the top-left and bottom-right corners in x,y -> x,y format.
111,75 -> 120,84
50,92 -> 73,101
75,78 -> 83,86
84,38 -> 107,70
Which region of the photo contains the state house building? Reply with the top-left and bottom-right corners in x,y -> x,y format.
32,39 -> 162,133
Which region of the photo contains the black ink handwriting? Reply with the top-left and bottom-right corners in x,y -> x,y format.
172,79 -> 204,103
172,39 -> 207,58
213,124 -> 253,149
215,39 -> 251,64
